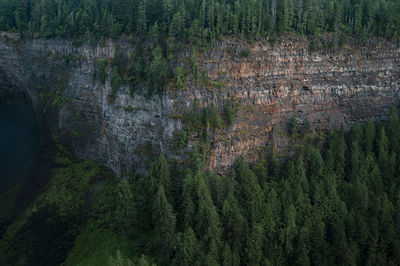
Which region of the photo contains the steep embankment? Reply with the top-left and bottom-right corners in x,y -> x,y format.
0,33 -> 399,176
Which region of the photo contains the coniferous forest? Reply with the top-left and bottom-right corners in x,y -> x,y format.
1,106 -> 400,265
104,107 -> 400,265
1,0 -> 400,41
1,0 -> 400,265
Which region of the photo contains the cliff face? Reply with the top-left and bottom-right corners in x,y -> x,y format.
0,33 -> 399,176
0,34 -> 181,177
175,37 -> 400,172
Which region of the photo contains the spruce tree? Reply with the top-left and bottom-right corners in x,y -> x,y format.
149,154 -> 171,196
115,180 -> 135,242
148,45 -> 168,93
246,223 -> 264,266
234,156 -> 264,224
152,185 -> 176,262
181,170 -> 197,229
174,227 -> 199,266
136,0 -> 147,34
387,105 -> 400,156
196,173 -> 222,262
221,188 -> 247,251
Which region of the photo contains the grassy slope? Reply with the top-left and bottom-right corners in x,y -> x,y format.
63,178 -> 132,266
63,229 -> 122,266
0,156 -> 121,265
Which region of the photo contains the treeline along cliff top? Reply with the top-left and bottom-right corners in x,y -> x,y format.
0,0 -> 400,40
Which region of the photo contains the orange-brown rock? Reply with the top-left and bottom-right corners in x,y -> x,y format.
173,37 -> 400,173
1,35 -> 398,176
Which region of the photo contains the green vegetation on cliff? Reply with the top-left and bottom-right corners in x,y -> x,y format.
0,140 -> 116,265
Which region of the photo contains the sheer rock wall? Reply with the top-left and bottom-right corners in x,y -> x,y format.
0,33 -> 398,176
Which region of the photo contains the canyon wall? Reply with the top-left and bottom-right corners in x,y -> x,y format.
0,33 -> 398,176
176,37 -> 400,173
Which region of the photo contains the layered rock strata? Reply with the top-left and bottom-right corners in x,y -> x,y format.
0,34 -> 398,175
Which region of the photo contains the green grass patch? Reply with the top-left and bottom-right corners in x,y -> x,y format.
63,229 -> 123,266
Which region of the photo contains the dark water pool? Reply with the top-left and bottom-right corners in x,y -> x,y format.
0,103 -> 40,194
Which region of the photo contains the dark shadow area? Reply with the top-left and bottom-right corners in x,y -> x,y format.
4,205 -> 79,266
0,103 -> 40,194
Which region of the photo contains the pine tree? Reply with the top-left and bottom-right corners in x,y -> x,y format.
149,154 -> 171,196
305,147 -> 325,204
190,141 -> 204,173
234,156 -> 264,224
310,220 -> 329,265
222,242 -> 233,266
136,0 -> 147,34
162,0 -> 173,26
377,126 -> 394,186
246,223 -> 264,266
148,45 -> 168,93
129,44 -> 146,87
354,4 -> 362,35
174,227 -> 199,266
170,11 -> 184,37
152,185 -> 176,262
196,173 -> 222,261
387,105 -> 400,156
221,188 -> 247,251
282,204 -> 297,257
115,180 -> 134,242
348,125 -> 364,183
181,170 -> 197,229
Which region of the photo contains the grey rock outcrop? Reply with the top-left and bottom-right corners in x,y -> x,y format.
0,33 -> 398,176
0,34 -> 181,177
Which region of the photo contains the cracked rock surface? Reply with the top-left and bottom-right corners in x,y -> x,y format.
0,34 -> 398,176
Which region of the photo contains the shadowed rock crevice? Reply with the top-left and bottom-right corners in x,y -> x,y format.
0,69 -> 40,193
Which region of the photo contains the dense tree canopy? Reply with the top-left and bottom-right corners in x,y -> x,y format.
1,0 -> 400,41
104,106 -> 400,265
